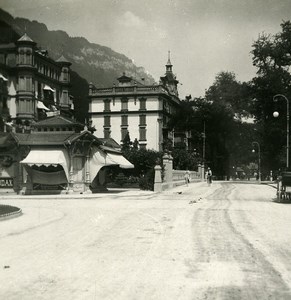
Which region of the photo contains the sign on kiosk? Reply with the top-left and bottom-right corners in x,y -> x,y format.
0,178 -> 13,188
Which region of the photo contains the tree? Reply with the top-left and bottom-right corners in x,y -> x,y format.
251,20 -> 291,171
168,71 -> 254,178
121,131 -> 132,151
122,147 -> 163,190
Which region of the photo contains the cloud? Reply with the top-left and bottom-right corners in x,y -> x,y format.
119,11 -> 146,28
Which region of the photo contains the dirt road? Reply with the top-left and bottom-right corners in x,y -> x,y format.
1,182 -> 291,299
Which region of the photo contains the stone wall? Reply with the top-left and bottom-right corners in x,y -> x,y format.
154,153 -> 204,192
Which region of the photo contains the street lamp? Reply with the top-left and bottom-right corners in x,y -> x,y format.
252,141 -> 261,182
273,94 -> 290,169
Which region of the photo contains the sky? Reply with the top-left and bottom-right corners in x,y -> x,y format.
1,0 -> 291,99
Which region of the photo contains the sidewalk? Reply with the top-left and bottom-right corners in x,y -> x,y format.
0,188 -> 154,200
1,180 -> 272,201
0,181 -> 207,201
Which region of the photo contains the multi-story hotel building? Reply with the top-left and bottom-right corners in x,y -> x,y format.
0,32 -> 73,130
0,34 -> 133,195
88,54 -> 182,151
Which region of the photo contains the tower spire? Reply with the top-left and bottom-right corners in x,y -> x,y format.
166,50 -> 173,73
167,50 -> 171,65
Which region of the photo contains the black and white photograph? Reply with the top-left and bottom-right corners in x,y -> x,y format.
1,0 -> 291,298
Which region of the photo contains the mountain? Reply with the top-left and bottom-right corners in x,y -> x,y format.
0,9 -> 155,122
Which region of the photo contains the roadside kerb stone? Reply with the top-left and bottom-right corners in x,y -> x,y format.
0,207 -> 22,221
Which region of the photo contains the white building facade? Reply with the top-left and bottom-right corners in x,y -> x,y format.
88,54 -> 181,151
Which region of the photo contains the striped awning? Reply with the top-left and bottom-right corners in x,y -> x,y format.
43,85 -> 55,92
20,149 -> 70,179
37,101 -> 50,111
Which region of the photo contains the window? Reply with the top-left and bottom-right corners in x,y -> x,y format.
19,50 -> 25,64
139,115 -> 146,126
104,116 -> 111,127
19,76 -> 25,90
26,77 -> 32,91
63,68 -> 68,81
104,128 -> 111,139
37,82 -> 42,99
121,98 -> 128,111
62,91 -> 69,105
139,128 -> 146,141
121,128 -> 128,140
26,51 -> 32,65
139,98 -> 146,110
104,100 -> 110,111
121,115 -> 128,126
0,54 -> 5,64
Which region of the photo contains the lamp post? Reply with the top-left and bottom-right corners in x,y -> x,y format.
252,141 -> 261,182
273,94 -> 289,169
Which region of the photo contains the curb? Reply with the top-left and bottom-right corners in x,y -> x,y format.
0,207 -> 22,221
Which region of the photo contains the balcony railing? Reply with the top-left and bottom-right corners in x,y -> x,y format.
92,85 -> 168,95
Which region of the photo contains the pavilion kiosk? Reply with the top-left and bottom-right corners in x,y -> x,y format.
0,116 -> 134,195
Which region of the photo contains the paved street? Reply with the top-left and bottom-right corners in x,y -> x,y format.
1,182 -> 291,299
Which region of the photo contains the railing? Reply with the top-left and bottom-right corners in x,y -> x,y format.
91,85 -> 169,95
172,170 -> 200,182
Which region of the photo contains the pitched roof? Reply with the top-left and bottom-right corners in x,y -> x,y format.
17,33 -> 34,43
13,132 -> 75,146
117,72 -> 132,82
98,138 -> 121,149
56,55 -> 71,64
13,131 -> 102,147
0,133 -> 17,148
33,115 -> 84,128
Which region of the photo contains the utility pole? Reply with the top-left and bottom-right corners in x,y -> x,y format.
172,128 -> 175,148
202,121 -> 206,163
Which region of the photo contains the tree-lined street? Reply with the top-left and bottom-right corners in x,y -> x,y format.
1,182 -> 291,299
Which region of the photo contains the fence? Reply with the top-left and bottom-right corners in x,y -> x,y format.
154,153 -> 204,192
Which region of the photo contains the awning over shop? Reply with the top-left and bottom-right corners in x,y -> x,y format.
89,148 -> 133,182
37,101 -> 50,111
106,153 -> 134,169
43,85 -> 55,92
0,73 -> 8,81
20,149 -> 70,179
90,148 -> 115,181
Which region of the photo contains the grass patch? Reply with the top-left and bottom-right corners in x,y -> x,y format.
0,204 -> 21,216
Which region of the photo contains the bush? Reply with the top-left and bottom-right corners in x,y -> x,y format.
139,169 -> 155,191
114,172 -> 127,187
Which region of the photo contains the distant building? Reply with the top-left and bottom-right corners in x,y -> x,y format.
88,52 -> 182,151
0,33 -> 73,131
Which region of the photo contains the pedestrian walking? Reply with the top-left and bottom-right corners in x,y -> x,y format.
206,167 -> 212,185
184,170 -> 190,186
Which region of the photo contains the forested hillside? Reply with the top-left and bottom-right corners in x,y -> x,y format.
0,9 -> 155,122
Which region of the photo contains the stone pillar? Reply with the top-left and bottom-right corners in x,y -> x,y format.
168,154 -> 173,189
163,153 -> 169,183
154,165 -> 162,192
84,155 -> 92,194
68,152 -> 74,194
201,163 -> 205,181
198,163 -> 201,179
